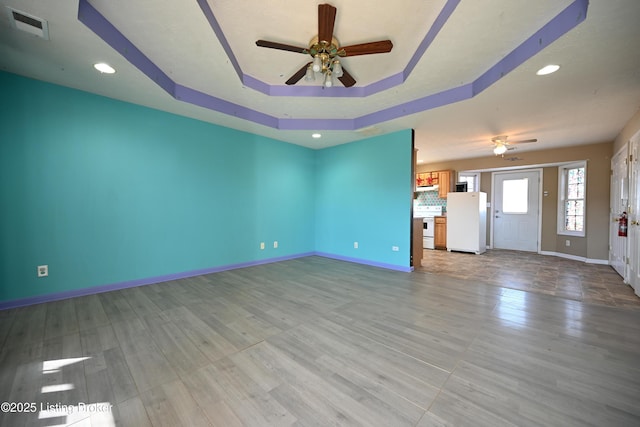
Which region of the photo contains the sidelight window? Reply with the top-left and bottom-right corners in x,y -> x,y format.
558,162 -> 586,236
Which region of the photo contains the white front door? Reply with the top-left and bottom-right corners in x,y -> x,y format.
493,170 -> 540,252
609,145 -> 628,279
629,131 -> 640,296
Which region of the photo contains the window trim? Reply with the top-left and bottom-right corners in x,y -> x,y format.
458,172 -> 480,192
557,161 -> 586,237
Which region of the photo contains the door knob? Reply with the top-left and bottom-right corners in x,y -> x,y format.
495,215 -> 500,218
632,220 -> 639,226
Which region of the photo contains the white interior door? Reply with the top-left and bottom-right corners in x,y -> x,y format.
609,145 -> 628,279
629,132 -> 640,296
493,170 -> 540,252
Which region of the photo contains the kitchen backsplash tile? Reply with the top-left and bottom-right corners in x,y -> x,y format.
416,191 -> 447,211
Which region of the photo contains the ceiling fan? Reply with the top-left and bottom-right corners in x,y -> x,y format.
255,3 -> 393,87
491,135 -> 537,156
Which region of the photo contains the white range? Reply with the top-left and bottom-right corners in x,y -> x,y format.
414,205 -> 443,249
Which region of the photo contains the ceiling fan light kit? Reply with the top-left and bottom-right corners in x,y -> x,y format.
256,4 -> 393,88
493,144 -> 508,156
491,135 -> 538,156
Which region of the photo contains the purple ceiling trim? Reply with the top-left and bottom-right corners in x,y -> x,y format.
77,0 -> 174,97
195,0 -> 243,81
362,72 -> 406,97
241,75 -> 271,94
175,84 -> 278,128
277,118 -> 355,131
355,84 -> 473,129
202,1 -> 461,98
78,0 -> 589,132
403,0 -> 461,79
473,0 -> 588,96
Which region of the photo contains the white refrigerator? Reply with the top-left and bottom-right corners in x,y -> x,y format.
446,192 -> 487,254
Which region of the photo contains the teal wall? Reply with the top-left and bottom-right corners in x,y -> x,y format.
315,131 -> 413,267
0,72 -> 413,305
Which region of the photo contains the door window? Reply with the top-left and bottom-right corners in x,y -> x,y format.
502,178 -> 529,214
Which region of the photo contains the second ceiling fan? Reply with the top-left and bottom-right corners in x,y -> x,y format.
492,135 -> 537,155
256,3 -> 393,87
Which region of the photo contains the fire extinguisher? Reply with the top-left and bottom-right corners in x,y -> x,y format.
618,212 -> 628,237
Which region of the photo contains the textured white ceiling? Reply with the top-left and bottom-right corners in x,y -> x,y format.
0,0 -> 639,162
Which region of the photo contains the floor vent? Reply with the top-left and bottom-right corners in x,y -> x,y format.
6,7 -> 49,40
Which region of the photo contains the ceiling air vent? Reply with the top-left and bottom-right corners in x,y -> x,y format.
6,7 -> 49,40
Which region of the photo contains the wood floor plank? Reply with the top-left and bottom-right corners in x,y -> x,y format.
269,382 -> 358,427
274,318 -> 446,407
5,303 -> 47,348
120,344 -> 178,393
161,306 -> 238,361
120,286 -> 162,316
140,379 -> 211,427
115,396 -> 153,427
207,357 -> 297,427
44,298 -> 79,339
0,339 -> 43,426
40,333 -> 88,406
247,341 -> 390,427
99,290 -> 138,323
145,316 -> 210,376
85,346 -> 138,405
111,317 -> 178,392
0,308 -> 16,350
427,389 -> 517,427
74,294 -> 109,331
1,255 -> 639,426
136,282 -> 184,311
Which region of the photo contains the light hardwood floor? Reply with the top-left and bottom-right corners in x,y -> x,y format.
1,255 -> 639,426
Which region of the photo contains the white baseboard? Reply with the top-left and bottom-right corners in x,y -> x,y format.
585,258 -> 610,265
539,250 -> 609,265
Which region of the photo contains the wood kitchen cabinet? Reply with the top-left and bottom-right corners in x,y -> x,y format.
438,170 -> 452,198
434,216 -> 447,249
415,171 -> 439,187
416,169 -> 454,198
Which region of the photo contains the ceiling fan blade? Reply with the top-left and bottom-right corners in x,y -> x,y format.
510,138 -> 538,144
340,40 -> 393,57
338,67 -> 356,87
285,63 -> 312,85
318,4 -> 337,44
256,40 -> 308,54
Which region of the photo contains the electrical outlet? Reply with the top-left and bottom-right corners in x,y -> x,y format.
260,242 -> 265,250
273,241 -> 278,249
354,242 -> 358,249
565,240 -> 571,247
392,246 -> 399,252
37,265 -> 48,277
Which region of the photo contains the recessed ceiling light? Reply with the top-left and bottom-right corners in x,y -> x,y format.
93,62 -> 116,74
312,133 -> 322,139
536,64 -> 560,76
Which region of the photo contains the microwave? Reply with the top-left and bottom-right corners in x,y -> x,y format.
455,182 -> 468,192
